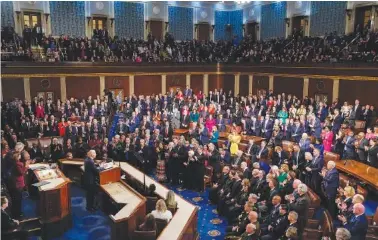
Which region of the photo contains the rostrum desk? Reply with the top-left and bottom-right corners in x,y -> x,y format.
30,164 -> 72,239
59,159 -> 146,240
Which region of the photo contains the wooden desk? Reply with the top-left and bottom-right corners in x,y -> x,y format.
119,162 -> 198,240
173,129 -> 189,139
335,160 -> 378,190
29,164 -> 72,238
100,181 -> 146,240
218,132 -> 264,144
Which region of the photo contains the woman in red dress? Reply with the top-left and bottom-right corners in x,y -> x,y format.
36,102 -> 45,119
205,114 -> 216,132
322,126 -> 334,152
58,117 -> 67,137
196,91 -> 204,101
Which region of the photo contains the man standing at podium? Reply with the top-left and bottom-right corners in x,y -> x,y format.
83,150 -> 99,212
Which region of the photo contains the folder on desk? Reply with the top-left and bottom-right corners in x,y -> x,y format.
32,181 -> 50,187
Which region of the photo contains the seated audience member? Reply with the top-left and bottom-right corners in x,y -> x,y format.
338,203 -> 368,240
165,190 -> 178,210
336,228 -> 351,240
239,223 -> 259,240
284,226 -> 298,240
261,204 -> 289,240
138,213 -> 156,232
151,199 -> 172,222
1,196 -> 20,230
226,202 -> 254,236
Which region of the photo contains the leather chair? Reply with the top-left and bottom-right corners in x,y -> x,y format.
324,151 -> 340,164
367,207 -> 378,239
307,187 -> 321,209
155,218 -> 168,237
146,196 -> 158,214
282,140 -> 294,152
168,206 -> 177,215
2,218 -> 42,240
131,230 -> 156,240
204,166 -> 213,190
304,210 -> 334,239
339,173 -> 368,199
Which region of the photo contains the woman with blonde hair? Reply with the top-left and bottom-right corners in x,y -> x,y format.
277,164 -> 289,187
151,199 -> 172,221
165,190 -> 178,210
336,186 -> 355,216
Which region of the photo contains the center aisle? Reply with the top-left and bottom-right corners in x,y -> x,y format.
110,114 -> 227,239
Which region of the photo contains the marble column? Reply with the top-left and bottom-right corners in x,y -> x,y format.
129,75 -> 135,96
234,74 -> 240,96
186,74 -> 191,88
24,77 -> 31,102
303,77 -> 309,98
161,75 -> 167,95
269,75 -> 274,92
203,74 -> 209,95
60,76 -> 67,102
332,79 -> 340,102
249,74 -> 253,95
100,76 -> 105,98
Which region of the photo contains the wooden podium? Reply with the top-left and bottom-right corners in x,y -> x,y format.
99,167 -> 146,240
32,165 -> 72,239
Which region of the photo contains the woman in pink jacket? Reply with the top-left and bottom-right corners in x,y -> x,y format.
322,126 -> 334,152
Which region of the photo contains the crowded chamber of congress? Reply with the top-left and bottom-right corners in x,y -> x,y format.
1,1 -> 378,240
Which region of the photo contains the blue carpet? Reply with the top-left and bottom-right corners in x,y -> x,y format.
23,185 -> 111,240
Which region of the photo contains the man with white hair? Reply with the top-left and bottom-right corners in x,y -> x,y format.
288,183 -> 310,238
299,133 -> 311,152
336,228 -> 351,240
321,160 -> 339,218
83,150 -> 100,212
340,203 -> 368,240
240,223 -> 258,240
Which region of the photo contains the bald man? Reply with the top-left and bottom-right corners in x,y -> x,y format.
83,150 -> 100,211
340,203 -> 368,240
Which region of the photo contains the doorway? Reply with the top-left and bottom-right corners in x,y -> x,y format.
92,17 -> 107,30
246,22 -> 258,41
355,6 -> 372,32
23,12 -> 42,28
291,16 -> 305,37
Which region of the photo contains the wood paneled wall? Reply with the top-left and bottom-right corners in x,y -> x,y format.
66,77 -> 100,99
274,77 -> 303,98
198,23 -> 210,41
134,75 -> 161,96
253,76 -> 269,95
2,78 -> 24,101
166,75 -> 186,91
309,78 -> 333,102
209,74 -> 235,93
339,80 -> 378,105
190,75 -> 203,94
105,76 -> 129,96
30,77 -> 61,100
240,75 -> 249,96
150,21 -> 163,40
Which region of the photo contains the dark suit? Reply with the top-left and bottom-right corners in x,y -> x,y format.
1,209 -> 17,230
288,193 -> 310,236
366,145 -> 378,168
261,213 -> 289,240
322,168 -> 339,217
344,214 -> 368,240
272,151 -> 289,166
309,156 -> 324,194
343,136 -> 356,159
356,138 -> 369,162
83,157 -> 100,209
